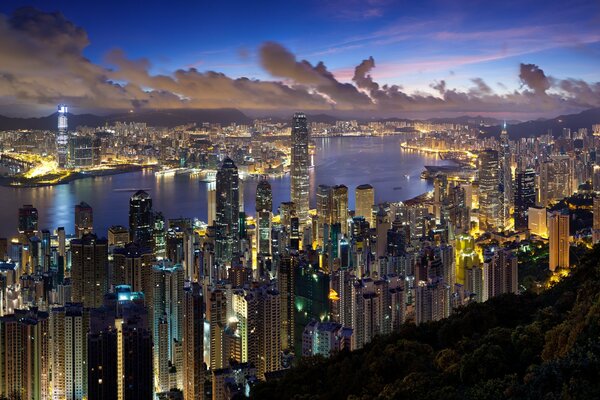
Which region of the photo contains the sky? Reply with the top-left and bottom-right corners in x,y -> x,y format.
0,0 -> 599,119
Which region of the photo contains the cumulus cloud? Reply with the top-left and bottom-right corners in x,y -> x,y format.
0,7 -> 599,118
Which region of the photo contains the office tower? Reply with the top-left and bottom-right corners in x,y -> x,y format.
433,174 -> 448,223
302,320 -> 352,358
331,185 -> 349,236
68,135 -> 101,168
75,201 -> 94,238
455,234 -> 479,285
482,248 -> 518,301
112,242 -> 154,291
539,156 -> 574,207
514,168 -> 536,230
256,178 -> 272,256
206,288 -> 227,370
232,285 -> 281,379
415,278 -> 450,325
153,212 -> 167,259
445,183 -> 470,235
355,184 -> 374,227
51,303 -> 90,400
129,190 -> 154,249
278,254 -> 297,351
594,197 -> 600,244
290,113 -> 310,226
18,204 -> 38,238
57,104 -> 69,168
548,210 -> 570,271
528,207 -> 548,238
215,158 -> 240,266
375,207 -> 390,259
207,181 -> 217,226
478,149 -> 502,231
499,123 -> 512,229
108,225 -> 129,247
150,263 -> 185,391
0,308 -> 50,400
183,283 -> 204,400
88,289 -> 152,400
71,234 -> 108,308
316,185 -> 332,245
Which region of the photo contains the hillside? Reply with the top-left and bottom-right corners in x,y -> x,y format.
251,246 -> 600,400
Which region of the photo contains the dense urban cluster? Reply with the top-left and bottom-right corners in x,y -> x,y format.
0,109 -> 599,400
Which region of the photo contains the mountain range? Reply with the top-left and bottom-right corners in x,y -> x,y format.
0,107 -> 599,138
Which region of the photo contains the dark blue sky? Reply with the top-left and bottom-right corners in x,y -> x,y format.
0,0 -> 599,117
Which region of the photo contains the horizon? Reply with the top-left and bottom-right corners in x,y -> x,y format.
0,1 -> 599,119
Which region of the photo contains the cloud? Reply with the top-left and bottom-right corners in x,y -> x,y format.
0,7 -> 599,118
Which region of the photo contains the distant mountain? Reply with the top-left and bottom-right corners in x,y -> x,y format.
427,115 -> 522,126
0,108 -> 253,130
484,107 -> 600,139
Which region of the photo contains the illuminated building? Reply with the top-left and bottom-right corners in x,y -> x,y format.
75,201 -> 93,238
528,207 -> 548,238
277,255 -> 297,351
355,184 -> 374,227
375,207 -> 389,260
499,123 -> 512,229
433,174 -> 448,223
206,288 -> 227,370
108,225 -> 129,247
183,282 -> 204,400
50,303 -> 90,400
455,234 -> 479,285
0,308 -> 50,400
112,242 -> 154,291
331,185 -> 349,236
465,265 -> 483,302
478,149 -> 502,231
129,190 -> 154,249
482,248 -> 518,300
153,212 -> 167,259
593,197 -> 600,244
539,156 -> 574,207
294,263 -> 330,355
514,168 -> 536,230
68,135 -> 101,167
57,104 -> 69,168
302,320 -> 352,358
548,210 -> 570,272
290,113 -> 310,226
256,178 -> 272,257
88,289 -> 152,400
215,158 -> 240,266
207,181 -> 217,226
18,204 -> 38,239
71,233 -> 108,308
415,278 -> 450,325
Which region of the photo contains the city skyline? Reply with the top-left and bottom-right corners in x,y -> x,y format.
0,2 -> 599,118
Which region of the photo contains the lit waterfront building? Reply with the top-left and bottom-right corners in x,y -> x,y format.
290,113 -> 310,226
548,210 -> 570,272
215,158 -> 240,266
57,104 -> 69,168
478,149 -> 502,231
129,190 -> 154,249
355,184 -> 375,227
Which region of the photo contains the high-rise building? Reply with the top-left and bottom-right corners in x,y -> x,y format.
57,104 -> 69,168
129,190 -> 154,249
0,309 -> 50,400
215,158 -> 240,266
478,149 -> 502,231
302,320 -> 352,358
51,303 -> 90,400
331,185 -> 349,236
415,278 -> 450,325
71,233 -> 108,308
18,204 -> 38,238
499,123 -> 513,229
514,168 -> 536,230
108,225 -> 129,247
112,242 -> 154,291
539,156 -> 574,207
355,184 -> 374,227
593,197 -> 600,244
75,201 -> 94,238
256,178 -> 272,257
206,288 -> 227,370
548,210 -> 570,271
290,113 -> 310,226
528,207 -> 548,238
482,248 -> 518,300
278,254 -> 297,351
183,282 -> 204,400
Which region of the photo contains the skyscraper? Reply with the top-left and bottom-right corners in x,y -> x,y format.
71,233 -> 108,308
256,178 -> 272,256
498,123 -> 513,229
514,168 -> 536,230
57,104 -> 69,168
478,149 -> 502,231
548,210 -> 570,271
183,282 -> 204,400
331,185 -> 349,236
290,113 -> 310,226
129,190 -> 154,249
355,184 -> 374,227
18,204 -> 38,238
482,248 -> 518,300
215,157 -> 240,266
75,201 -> 94,238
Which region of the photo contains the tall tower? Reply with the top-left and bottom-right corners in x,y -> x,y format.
548,210 -> 570,272
290,113 -> 310,226
183,282 -> 204,400
256,178 -> 272,256
215,157 -> 240,266
514,168 -> 536,230
478,149 -> 501,231
71,233 -> 108,308
331,185 -> 349,236
75,201 -> 94,238
355,184 -> 374,227
498,122 -> 512,229
129,190 -> 154,249
57,104 -> 69,168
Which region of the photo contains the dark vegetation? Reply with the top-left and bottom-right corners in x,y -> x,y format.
252,246 -> 600,399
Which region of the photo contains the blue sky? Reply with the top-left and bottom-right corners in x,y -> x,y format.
0,0 -> 599,117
